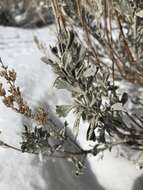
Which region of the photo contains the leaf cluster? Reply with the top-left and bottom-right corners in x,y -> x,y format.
42,30 -> 130,143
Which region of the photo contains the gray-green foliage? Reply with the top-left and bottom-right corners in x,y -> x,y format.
42,30 -> 127,143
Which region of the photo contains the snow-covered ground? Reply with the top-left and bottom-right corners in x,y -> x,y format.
0,25 -> 142,190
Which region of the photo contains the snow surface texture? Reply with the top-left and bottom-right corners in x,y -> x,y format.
0,26 -> 142,190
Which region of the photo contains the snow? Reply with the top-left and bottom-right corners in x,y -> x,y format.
0,25 -> 143,190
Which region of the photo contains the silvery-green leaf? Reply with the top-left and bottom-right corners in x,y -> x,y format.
111,103 -> 125,111
41,57 -> 61,74
67,30 -> 75,49
87,124 -> 96,141
73,114 -> 81,138
56,105 -> 73,117
54,78 -> 73,91
79,47 -> 86,60
136,10 -> 143,18
41,57 -> 53,65
62,52 -> 72,70
83,67 -> 96,77
54,78 -> 81,93
75,64 -> 85,79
